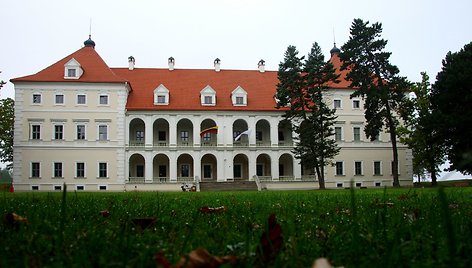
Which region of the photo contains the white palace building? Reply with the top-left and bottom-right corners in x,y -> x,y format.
11,36 -> 413,191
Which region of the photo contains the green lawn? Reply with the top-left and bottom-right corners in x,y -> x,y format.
1,188 -> 471,267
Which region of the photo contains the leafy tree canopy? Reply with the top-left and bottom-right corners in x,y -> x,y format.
431,42 -> 472,174
0,98 -> 14,169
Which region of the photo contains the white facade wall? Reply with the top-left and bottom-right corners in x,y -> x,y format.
12,82 -> 412,191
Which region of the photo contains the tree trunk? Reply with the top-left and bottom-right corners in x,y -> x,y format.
385,102 -> 400,187
315,165 -> 325,189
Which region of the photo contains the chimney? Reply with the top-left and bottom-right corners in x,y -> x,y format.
168,56 -> 175,71
128,56 -> 135,70
214,58 -> 221,72
258,59 -> 266,73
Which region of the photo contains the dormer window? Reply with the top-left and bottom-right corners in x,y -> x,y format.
154,84 -> 169,105
200,86 -> 216,106
64,58 -> 83,79
231,86 -> 247,106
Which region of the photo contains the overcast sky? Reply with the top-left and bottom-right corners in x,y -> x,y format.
2,0 -> 472,99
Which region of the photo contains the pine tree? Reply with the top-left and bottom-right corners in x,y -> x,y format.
276,43 -> 340,189
340,19 -> 410,187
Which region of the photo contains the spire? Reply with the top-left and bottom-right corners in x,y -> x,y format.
84,19 -> 95,48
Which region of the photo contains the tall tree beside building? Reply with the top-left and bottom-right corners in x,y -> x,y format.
276,43 -> 340,189
340,19 -> 410,187
431,42 -> 472,174
399,72 -> 446,186
0,98 -> 14,169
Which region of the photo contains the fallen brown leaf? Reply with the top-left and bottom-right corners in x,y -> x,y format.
175,248 -> 238,268
198,206 -> 227,214
256,213 -> 283,266
99,210 -> 110,217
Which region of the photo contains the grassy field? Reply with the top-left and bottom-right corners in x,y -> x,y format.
1,187 -> 472,267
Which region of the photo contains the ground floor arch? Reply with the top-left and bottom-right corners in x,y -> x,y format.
201,153 -> 217,180
233,153 -> 249,180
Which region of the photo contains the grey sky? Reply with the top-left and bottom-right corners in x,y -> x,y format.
1,0 -> 471,101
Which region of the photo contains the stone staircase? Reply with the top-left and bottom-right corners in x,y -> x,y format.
199,180 -> 258,192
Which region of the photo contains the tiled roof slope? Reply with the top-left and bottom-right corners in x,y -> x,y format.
114,54 -> 350,111
114,68 -> 280,111
11,46 -> 127,83
11,43 -> 351,111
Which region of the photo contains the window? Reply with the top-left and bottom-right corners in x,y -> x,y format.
236,96 -> 244,105
76,162 -> 85,178
136,130 -> 144,142
335,161 -> 344,176
355,161 -> 363,176
98,125 -> 108,141
54,125 -> 64,140
335,127 -> 342,141
374,161 -> 382,175
355,182 -> 362,187
233,131 -> 241,140
333,99 -> 342,109
55,94 -> 64,104
54,185 -> 62,191
204,96 -> 213,104
154,84 -> 170,105
31,162 -> 40,178
32,94 -> 42,104
231,86 -> 247,106
31,125 -> 41,140
375,182 -> 382,187
54,162 -> 63,178
64,58 -> 83,79
201,85 -> 216,106
98,163 -> 108,178
157,95 -> 166,104
353,127 -> 361,142
76,185 -> 85,191
77,94 -> 86,105
77,125 -> 86,140
352,99 -> 360,109
256,131 -> 263,141
99,185 -> 107,191
31,185 -> 39,191
180,131 -> 189,142
202,132 -> 211,141
336,182 -> 344,188
99,95 -> 108,105
68,68 -> 76,77
181,164 -> 189,177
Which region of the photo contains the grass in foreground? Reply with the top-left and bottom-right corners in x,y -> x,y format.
1,187 -> 472,267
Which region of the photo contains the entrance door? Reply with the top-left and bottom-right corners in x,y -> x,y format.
203,164 -> 212,179
136,165 -> 144,177
234,164 -> 242,179
159,165 -> 167,177
256,164 -> 264,177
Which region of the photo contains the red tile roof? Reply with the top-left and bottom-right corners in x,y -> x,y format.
113,68 -> 281,111
12,45 -> 351,112
11,47 -> 127,83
